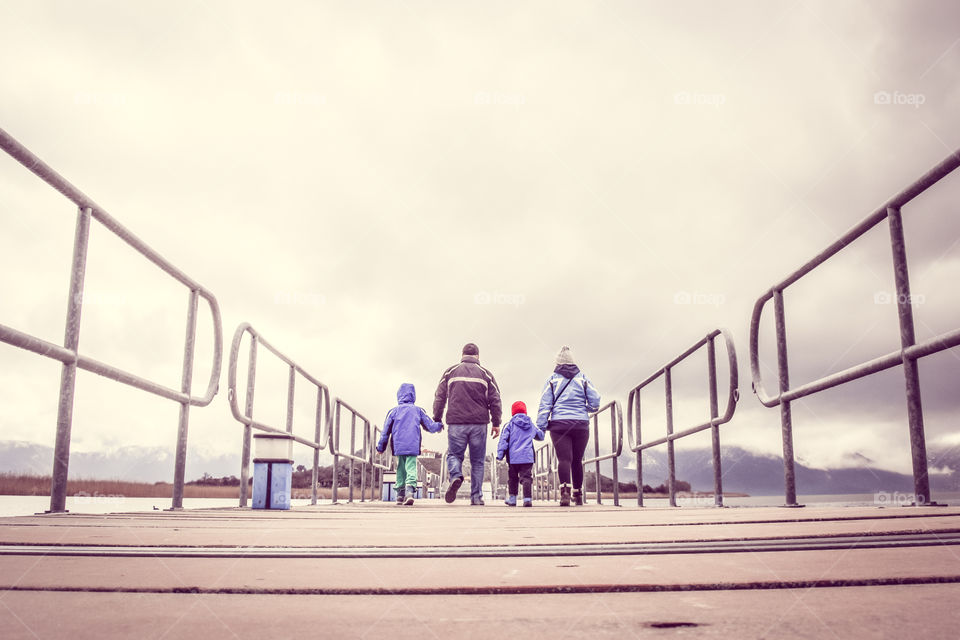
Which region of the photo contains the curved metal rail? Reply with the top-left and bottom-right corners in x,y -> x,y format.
330,398 -> 374,503
533,442 -> 557,502
749,148 -> 960,507
627,329 -> 739,507
227,323 -> 332,505
581,401 -> 623,505
0,126 -> 223,512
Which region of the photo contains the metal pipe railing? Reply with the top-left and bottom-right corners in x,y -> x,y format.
533,442 -> 557,502
627,329 -> 739,507
371,426 -> 395,501
0,126 -> 223,513
330,398 -> 373,504
581,401 -> 623,506
750,148 -> 960,507
227,323 -> 332,506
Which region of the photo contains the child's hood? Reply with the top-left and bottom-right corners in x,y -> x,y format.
511,413 -> 536,430
397,383 -> 416,404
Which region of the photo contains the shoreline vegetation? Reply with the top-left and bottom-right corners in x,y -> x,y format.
0,473 -> 747,500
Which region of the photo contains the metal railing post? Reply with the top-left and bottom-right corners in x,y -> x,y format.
49,206 -> 92,514
707,336 -> 724,507
239,338 -> 257,507
360,420 -> 368,502
592,414 -> 601,504
773,289 -> 799,507
611,407 -> 621,507
332,402 -> 340,504
286,365 -> 296,434
887,206 -> 933,505
171,288 -> 199,510
348,413 -> 356,503
312,387 -> 323,505
634,392 -> 643,507
665,367 -> 676,507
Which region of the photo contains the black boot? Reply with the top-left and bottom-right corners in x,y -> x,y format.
573,489 -> 583,506
395,487 -> 405,505
560,484 -> 571,507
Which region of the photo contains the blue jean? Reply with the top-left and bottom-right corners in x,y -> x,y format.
446,423 -> 487,500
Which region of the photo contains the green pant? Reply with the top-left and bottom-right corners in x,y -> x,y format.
395,455 -> 418,493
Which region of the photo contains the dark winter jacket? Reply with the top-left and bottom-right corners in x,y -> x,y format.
377,383 -> 443,456
535,364 -> 601,430
496,413 -> 545,464
433,355 -> 502,427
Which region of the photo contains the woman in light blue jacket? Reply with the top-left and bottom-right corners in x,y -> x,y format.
536,346 -> 601,506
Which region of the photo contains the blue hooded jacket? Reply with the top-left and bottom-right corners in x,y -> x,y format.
377,383 -> 443,457
535,364 -> 602,430
496,412 -> 545,464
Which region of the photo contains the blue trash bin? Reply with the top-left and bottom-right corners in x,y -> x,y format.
252,433 -> 294,510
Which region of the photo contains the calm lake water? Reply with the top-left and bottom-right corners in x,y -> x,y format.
0,491 -> 955,517
0,495 -> 316,517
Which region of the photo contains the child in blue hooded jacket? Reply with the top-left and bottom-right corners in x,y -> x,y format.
496,401 -> 545,507
377,383 -> 444,506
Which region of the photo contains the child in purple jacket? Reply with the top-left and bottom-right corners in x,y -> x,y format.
496,401 -> 545,507
376,383 -> 444,505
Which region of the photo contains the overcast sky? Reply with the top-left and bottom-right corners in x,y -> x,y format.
1,1 -> 959,482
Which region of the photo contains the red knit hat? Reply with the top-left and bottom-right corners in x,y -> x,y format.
511,401 -> 527,415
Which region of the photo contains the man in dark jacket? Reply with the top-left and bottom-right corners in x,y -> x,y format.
433,343 -> 502,505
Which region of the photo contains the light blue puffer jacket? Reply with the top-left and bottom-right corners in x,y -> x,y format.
535,365 -> 601,430
377,383 -> 443,456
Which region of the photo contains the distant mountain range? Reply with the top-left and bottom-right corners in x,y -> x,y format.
0,441 -> 241,484
1,439 -> 957,495
601,445 -> 960,496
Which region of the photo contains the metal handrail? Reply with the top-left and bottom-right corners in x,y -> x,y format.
581,401 -> 623,506
369,426 -> 394,502
226,323 -> 332,506
533,442 -> 558,501
750,148 -> 960,507
330,398 -> 373,503
0,126 -> 223,512
627,329 -> 739,507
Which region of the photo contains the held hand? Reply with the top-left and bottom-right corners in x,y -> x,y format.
491,426 -> 500,439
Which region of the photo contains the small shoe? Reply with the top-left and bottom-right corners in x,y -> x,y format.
395,489 -> 405,505
471,497 -> 485,506
445,477 -> 463,503
522,498 -> 532,508
404,495 -> 415,506
560,485 -> 571,507
505,495 -> 517,507
573,489 -> 583,506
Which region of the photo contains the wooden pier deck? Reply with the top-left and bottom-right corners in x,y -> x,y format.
2,501 -> 959,639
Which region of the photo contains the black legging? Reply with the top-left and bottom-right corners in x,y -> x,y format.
550,428 -> 590,489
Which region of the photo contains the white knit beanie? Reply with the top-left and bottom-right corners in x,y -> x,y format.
555,346 -> 576,365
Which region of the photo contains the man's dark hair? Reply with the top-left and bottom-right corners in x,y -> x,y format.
462,343 -> 479,356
